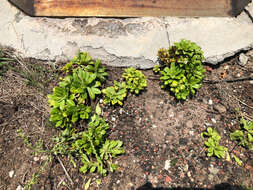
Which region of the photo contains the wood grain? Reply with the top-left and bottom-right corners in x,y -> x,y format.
8,0 -> 251,17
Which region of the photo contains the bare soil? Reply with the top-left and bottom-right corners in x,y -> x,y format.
0,49 -> 252,190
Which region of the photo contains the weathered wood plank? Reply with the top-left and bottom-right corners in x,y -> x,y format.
8,0 -> 251,17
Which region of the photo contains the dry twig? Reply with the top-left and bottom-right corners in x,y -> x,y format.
56,156 -> 74,186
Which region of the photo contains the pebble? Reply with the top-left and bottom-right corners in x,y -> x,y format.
184,164 -> 189,172
164,160 -> 171,170
34,157 -> 40,162
111,117 -> 116,122
211,118 -> 217,124
238,53 -> 249,66
152,125 -> 157,128
208,166 -> 219,175
214,104 -> 227,114
187,171 -> 191,177
116,180 -> 120,184
9,170 -> 14,178
208,99 -> 213,105
224,65 -> 229,70
119,108 -> 123,114
189,130 -> 194,136
250,81 -> 253,85
16,185 -> 24,190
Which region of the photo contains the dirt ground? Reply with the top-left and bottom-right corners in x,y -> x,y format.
0,48 -> 252,190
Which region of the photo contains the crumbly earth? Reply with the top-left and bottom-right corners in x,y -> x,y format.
0,49 -> 252,190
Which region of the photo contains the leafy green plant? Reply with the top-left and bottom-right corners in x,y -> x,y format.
102,81 -> 127,106
155,39 -> 205,100
230,118 -> 253,150
122,67 -> 147,94
62,52 -> 108,82
48,67 -> 103,128
201,127 -> 228,158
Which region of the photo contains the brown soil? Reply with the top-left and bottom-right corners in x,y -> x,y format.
0,49 -> 252,190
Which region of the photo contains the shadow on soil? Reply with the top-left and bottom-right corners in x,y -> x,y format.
137,182 -> 248,190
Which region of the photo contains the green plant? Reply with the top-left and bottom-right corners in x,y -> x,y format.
48,67 -> 103,128
122,67 -> 147,94
155,39 -> 205,100
102,81 -> 127,106
62,52 -> 108,82
201,127 -> 228,158
230,118 -> 253,150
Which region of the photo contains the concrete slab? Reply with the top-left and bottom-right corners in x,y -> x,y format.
1,0 -> 253,69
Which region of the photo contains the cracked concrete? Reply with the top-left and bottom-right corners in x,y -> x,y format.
1,0 -> 253,68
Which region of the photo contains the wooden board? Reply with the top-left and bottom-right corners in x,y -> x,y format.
8,0 -> 251,17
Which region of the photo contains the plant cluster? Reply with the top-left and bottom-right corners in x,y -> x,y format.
201,127 -> 228,159
102,67 -> 147,106
102,80 -> 127,106
154,39 -> 205,100
48,52 -> 124,176
122,67 -> 147,94
230,118 -> 253,150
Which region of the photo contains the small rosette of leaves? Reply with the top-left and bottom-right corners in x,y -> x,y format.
122,67 -> 147,94
155,39 -> 206,100
201,127 -> 228,159
230,118 -> 253,150
102,81 -> 127,106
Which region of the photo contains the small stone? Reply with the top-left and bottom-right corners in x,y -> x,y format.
164,160 -> 171,170
111,117 -> 116,122
249,81 -> 253,85
224,65 -> 229,70
116,180 -> 120,184
238,53 -> 249,66
119,108 -> 123,114
9,170 -> 14,178
189,130 -> 194,136
184,164 -> 189,172
165,175 -> 172,183
152,125 -> 157,128
211,118 -> 216,124
41,155 -> 48,161
187,171 -> 191,177
16,185 -> 24,190
34,157 -> 40,162
208,166 -> 219,175
214,104 -> 226,114
208,99 -> 213,105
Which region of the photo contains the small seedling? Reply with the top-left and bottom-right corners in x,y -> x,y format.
230,118 -> 253,150
201,127 -> 228,159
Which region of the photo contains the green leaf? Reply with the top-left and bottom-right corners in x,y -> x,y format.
233,154 -> 242,166
96,104 -> 102,116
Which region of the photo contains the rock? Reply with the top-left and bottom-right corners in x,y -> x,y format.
238,53 -> 249,66
164,160 -> 171,170
208,99 -> 213,105
214,104 -> 227,114
16,185 -> 24,190
211,118 -> 217,123
208,166 -> 219,175
9,170 -> 14,178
